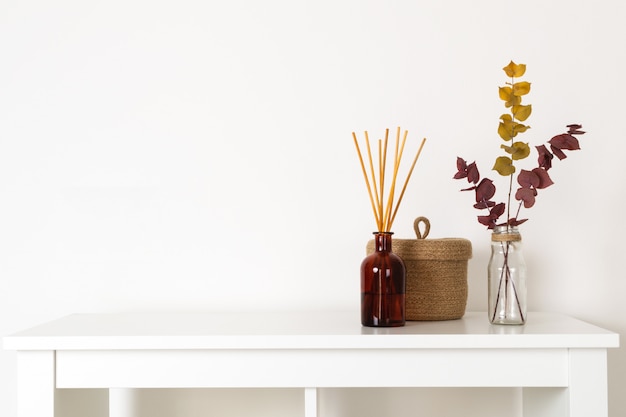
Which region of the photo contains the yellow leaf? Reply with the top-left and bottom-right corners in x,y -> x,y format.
498,122 -> 511,140
498,114 -> 513,140
500,142 -> 531,160
514,123 -> 530,134
499,114 -> 530,140
513,104 -> 532,121
513,81 -> 531,96
499,86 -> 511,101
493,156 -> 515,176
498,86 -> 521,108
503,61 -> 526,78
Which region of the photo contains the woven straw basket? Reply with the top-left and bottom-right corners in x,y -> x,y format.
366,217 -> 472,321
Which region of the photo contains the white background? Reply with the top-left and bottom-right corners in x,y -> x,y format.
0,0 -> 624,416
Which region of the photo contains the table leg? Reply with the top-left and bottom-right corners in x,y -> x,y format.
523,349 -> 609,417
567,349 -> 609,417
304,387 -> 318,417
17,351 -> 55,417
109,388 -> 134,417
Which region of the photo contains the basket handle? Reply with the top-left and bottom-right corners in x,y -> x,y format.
414,216 -> 430,240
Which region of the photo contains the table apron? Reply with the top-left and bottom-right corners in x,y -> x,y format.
55,348 -> 569,388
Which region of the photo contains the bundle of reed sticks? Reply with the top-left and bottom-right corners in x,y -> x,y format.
352,127 -> 426,232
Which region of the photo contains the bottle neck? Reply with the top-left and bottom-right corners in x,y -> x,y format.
373,232 -> 393,252
492,225 -> 522,242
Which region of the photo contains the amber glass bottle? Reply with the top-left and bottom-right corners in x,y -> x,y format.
361,232 -> 406,327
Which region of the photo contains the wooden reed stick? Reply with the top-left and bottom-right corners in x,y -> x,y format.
353,128 -> 426,232
352,132 -> 381,229
383,128 -> 407,231
364,131 -> 383,231
380,129 -> 389,229
389,137 -> 427,229
377,139 -> 383,227
397,129 -> 408,168
385,129 -> 409,231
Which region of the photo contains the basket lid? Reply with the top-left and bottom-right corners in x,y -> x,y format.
388,217 -> 473,261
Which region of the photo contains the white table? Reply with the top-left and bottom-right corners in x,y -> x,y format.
2,311 -> 619,417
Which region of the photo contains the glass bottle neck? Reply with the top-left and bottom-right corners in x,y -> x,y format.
492,225 -> 521,242
494,224 -> 521,233
373,232 -> 393,252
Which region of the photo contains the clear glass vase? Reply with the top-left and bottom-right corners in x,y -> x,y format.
488,225 -> 527,325
361,232 -> 406,327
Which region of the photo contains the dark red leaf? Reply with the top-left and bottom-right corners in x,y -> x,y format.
453,157 -> 467,179
509,218 -> 529,226
491,202 -> 506,217
550,143 -> 567,160
475,178 -> 496,202
536,144 -> 553,170
454,158 -> 480,183
477,215 -> 494,228
474,200 -> 496,209
515,187 -> 537,208
467,162 -> 480,184
567,124 -> 585,135
549,133 -> 580,151
477,202 -> 505,229
548,132 -> 581,160
532,167 -> 554,189
517,169 -> 540,189
456,157 -> 467,171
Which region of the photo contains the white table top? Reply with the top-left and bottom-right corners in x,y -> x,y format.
2,311 -> 619,351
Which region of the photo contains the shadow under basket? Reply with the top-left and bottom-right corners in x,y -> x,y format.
367,217 -> 473,321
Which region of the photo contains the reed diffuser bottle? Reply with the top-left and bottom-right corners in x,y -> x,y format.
361,232 -> 406,327
352,127 -> 426,328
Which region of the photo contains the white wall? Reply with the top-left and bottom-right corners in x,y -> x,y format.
0,0 -> 624,416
